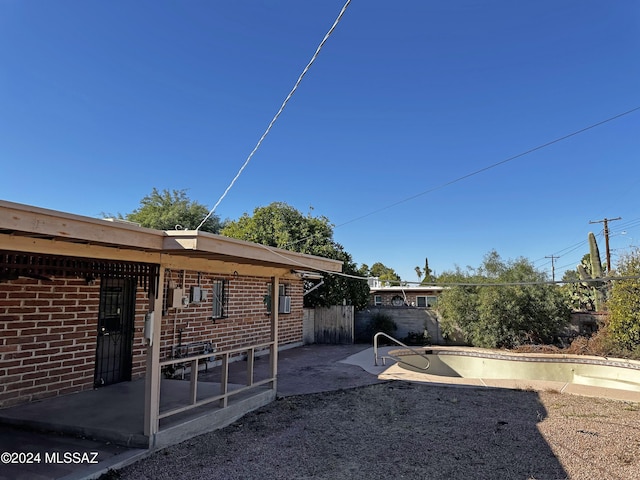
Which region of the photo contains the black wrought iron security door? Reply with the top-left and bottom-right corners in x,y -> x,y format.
94,278 -> 136,387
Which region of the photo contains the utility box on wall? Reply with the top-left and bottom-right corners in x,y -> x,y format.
167,288 -> 184,309
190,286 -> 201,304
189,286 -> 209,304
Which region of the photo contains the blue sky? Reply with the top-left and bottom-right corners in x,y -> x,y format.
1,1 -> 639,282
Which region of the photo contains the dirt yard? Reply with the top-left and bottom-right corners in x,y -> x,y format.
115,381 -> 640,480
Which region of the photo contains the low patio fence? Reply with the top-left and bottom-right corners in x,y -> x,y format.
157,341 -> 276,421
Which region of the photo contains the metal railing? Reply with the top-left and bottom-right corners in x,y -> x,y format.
373,332 -> 431,370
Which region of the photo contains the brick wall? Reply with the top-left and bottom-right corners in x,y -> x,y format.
157,271 -> 304,361
1,269 -> 304,409
0,277 -> 148,408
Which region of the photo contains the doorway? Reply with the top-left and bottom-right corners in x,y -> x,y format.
94,277 -> 136,387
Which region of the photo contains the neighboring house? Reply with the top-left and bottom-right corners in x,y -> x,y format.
0,200 -> 342,447
367,277 -> 443,309
357,277 -> 445,344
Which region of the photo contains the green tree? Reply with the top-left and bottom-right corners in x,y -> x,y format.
607,248 -> 640,353
221,202 -> 369,310
414,266 -> 422,281
124,188 -> 224,233
416,258 -> 436,285
368,262 -> 401,285
437,251 -> 571,348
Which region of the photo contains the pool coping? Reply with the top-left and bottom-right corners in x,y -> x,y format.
379,347 -> 640,403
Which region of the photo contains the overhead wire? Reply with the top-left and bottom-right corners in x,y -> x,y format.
189,2 -> 640,281
260,105 -> 640,253
196,0 -> 352,231
256,240 -> 640,286
425,275 -> 640,287
260,235 -> 640,288
334,105 -> 640,228
255,242 -> 369,280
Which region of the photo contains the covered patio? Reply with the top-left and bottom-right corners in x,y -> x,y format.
0,349 -> 277,449
0,200 -> 342,449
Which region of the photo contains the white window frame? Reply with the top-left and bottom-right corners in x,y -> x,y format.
416,295 -> 438,308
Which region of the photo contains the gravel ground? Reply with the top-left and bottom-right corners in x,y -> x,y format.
114,382 -> 640,480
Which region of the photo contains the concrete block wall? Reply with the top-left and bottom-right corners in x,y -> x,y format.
355,307 -> 442,344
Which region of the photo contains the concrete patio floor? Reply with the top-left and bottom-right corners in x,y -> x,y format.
0,344 -> 385,480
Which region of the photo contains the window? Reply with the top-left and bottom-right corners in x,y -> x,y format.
278,284 -> 290,314
416,296 -> 438,308
374,295 -> 382,306
211,279 -> 228,319
264,283 -> 291,314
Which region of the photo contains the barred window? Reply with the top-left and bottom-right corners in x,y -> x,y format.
211,279 -> 228,319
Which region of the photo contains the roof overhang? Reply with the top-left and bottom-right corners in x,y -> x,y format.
0,200 -> 343,275
162,230 -> 343,272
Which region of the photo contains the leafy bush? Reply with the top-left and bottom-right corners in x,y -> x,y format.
438,251 -> 571,349
567,323 -> 640,360
607,248 -> 640,354
368,312 -> 397,343
550,249 -> 640,360
402,330 -> 431,346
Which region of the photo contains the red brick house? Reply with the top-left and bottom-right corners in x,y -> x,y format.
0,200 -> 342,446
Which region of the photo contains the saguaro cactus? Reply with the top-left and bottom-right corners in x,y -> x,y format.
577,232 -> 606,311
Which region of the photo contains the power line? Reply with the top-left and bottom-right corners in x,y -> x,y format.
589,216 -> 622,273
403,275 -> 640,287
256,235 -> 640,286
545,255 -> 559,282
255,242 -> 369,281
335,106 -> 640,228
196,0 -> 353,231
275,105 -> 640,256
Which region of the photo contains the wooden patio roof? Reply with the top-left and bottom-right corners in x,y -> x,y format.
0,200 -> 343,276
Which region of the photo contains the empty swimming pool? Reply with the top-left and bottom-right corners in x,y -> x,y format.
380,347 -> 640,402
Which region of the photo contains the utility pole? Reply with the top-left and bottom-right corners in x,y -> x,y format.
589,217 -> 622,273
545,255 -> 559,282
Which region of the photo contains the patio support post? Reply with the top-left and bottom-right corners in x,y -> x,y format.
144,264 -> 165,444
270,276 -> 279,390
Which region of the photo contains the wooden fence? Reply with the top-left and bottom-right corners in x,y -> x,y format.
312,305 -> 354,344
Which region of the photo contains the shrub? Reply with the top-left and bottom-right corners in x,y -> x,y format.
402,330 -> 431,346
607,249 -> 640,353
565,326 -> 640,360
368,312 -> 397,343
438,252 -> 571,349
